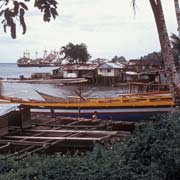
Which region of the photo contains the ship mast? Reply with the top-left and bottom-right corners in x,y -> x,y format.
43,49 -> 48,59
35,50 -> 38,60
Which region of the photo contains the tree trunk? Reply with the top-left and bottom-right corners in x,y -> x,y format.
0,81 -> 2,97
174,0 -> 180,36
149,0 -> 180,104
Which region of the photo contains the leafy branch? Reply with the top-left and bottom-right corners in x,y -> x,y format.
0,0 -> 58,38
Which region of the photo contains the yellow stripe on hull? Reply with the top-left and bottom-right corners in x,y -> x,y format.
0,95 -> 174,108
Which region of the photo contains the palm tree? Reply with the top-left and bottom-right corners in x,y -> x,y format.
133,0 -> 180,104
0,81 -> 2,97
174,0 -> 180,36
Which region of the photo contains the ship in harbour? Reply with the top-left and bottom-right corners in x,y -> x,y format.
17,50 -> 63,67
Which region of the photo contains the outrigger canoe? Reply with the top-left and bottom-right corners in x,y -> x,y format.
0,92 -> 174,121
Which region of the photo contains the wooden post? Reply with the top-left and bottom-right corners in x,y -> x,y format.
0,115 -> 8,136
20,106 -> 31,129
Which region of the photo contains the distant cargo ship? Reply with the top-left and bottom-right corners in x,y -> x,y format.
17,50 -> 63,67
17,61 -> 61,67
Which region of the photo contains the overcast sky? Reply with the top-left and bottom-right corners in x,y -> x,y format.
0,0 -> 178,62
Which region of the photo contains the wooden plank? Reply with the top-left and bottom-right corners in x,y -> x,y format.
32,123 -> 100,128
5,136 -> 103,141
0,143 -> 10,150
25,129 -> 119,135
0,140 -> 48,146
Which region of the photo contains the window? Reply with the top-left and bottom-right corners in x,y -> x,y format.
107,69 -> 111,72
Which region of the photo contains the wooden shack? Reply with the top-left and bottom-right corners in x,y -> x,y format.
63,64 -> 98,79
96,62 -> 124,85
31,73 -> 51,79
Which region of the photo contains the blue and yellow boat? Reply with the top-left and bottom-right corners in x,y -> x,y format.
0,91 -> 174,121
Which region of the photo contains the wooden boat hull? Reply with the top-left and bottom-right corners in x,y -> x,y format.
0,92 -> 174,121
31,106 -> 173,121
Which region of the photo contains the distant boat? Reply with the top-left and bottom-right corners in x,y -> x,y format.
17,50 -> 63,67
17,61 -> 57,67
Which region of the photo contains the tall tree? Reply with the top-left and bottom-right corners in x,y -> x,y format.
60,43 -> 91,64
0,81 -> 2,97
174,0 -> 180,36
111,56 -> 127,63
133,0 -> 180,104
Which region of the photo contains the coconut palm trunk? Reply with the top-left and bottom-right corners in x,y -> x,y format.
174,0 -> 180,36
147,0 -> 180,104
0,81 -> 3,97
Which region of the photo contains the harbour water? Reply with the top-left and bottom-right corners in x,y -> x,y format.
0,63 -> 122,100
0,63 -> 57,78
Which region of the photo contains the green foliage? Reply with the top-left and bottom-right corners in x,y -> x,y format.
111,56 -> 127,63
1,112 -> 180,179
60,42 -> 91,64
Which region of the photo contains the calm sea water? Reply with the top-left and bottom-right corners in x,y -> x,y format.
0,63 -> 57,78
0,63 -> 121,100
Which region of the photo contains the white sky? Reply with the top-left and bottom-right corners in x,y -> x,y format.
0,0 -> 178,62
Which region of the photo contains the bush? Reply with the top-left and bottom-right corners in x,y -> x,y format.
1,112 -> 180,180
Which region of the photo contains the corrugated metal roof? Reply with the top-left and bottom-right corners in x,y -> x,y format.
128,59 -> 139,65
63,64 -> 98,71
0,104 -> 20,117
98,63 -> 124,69
125,71 -> 138,75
